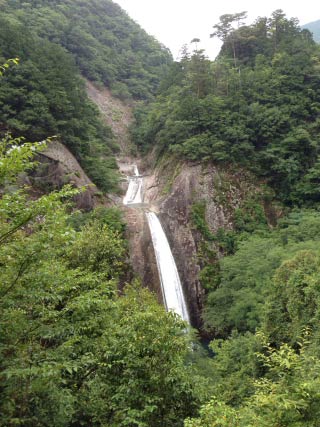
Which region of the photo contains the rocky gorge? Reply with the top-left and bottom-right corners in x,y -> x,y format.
31,81 -> 274,331
133,158 -> 268,329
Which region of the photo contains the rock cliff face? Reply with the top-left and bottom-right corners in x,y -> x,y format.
142,159 -> 264,329
122,206 -> 162,302
28,140 -> 101,210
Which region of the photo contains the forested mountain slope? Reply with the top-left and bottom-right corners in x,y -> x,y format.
0,0 -> 172,192
134,10 -> 320,205
0,22 -> 121,192
0,4 -> 201,425
1,0 -> 172,100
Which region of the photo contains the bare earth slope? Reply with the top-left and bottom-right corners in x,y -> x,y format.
86,80 -> 134,155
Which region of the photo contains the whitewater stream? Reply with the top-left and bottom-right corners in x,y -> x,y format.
123,164 -> 143,205
123,165 -> 190,323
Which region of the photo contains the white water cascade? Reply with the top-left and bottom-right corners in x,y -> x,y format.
123,164 -> 143,205
123,164 -> 190,323
146,212 -> 190,322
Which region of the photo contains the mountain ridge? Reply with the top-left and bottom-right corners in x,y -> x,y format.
302,19 -> 320,42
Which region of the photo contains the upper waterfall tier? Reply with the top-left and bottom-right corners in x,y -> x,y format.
123,164 -> 143,205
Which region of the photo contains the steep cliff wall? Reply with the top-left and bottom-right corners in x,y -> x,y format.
142,158 -> 270,329
28,140 -> 102,210
123,206 -> 162,301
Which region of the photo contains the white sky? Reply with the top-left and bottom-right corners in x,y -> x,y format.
115,0 -> 320,59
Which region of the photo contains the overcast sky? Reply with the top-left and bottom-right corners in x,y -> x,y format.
115,0 -> 320,59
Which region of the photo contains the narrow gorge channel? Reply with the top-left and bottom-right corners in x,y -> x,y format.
123,165 -> 190,323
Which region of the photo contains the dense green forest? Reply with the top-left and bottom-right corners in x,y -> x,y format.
0,21 -> 119,192
1,0 -> 172,100
1,4 -> 320,427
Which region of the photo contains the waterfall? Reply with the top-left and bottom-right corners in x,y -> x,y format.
146,212 -> 190,322
123,164 -> 190,323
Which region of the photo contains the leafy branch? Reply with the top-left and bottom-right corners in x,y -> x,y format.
0,58 -> 19,76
